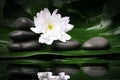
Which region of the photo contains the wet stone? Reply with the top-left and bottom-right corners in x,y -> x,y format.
8,30 -> 38,41
81,66 -> 108,77
12,17 -> 34,30
51,40 -> 80,50
7,40 -> 42,51
82,37 -> 110,50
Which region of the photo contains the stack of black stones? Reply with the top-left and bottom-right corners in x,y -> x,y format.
7,17 -> 81,51
7,17 -> 42,51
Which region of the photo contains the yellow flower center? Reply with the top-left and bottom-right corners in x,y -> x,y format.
48,24 -> 54,30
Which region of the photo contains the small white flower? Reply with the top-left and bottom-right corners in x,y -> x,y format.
30,8 -> 74,45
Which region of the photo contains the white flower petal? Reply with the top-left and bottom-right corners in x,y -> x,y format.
39,34 -> 48,43
65,24 -> 74,32
56,14 -> 61,19
36,12 -> 40,18
43,8 -> 51,16
63,32 -> 71,40
59,37 -> 66,42
53,14 -> 61,22
52,9 -> 58,16
58,32 -> 71,42
62,17 -> 70,22
46,39 -> 54,45
65,34 -> 71,40
30,27 -> 42,34
39,33 -> 54,45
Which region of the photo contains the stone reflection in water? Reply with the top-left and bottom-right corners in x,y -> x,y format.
7,65 -> 41,80
51,64 -> 80,75
81,64 -> 108,77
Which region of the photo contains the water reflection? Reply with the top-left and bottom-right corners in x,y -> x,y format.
7,64 -> 41,80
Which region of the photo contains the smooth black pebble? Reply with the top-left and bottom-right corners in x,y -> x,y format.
7,40 -> 42,51
51,40 -> 80,50
12,17 -> 34,30
82,37 -> 110,50
8,30 -> 38,41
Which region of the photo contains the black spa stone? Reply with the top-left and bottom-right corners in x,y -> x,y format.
8,30 -> 38,41
12,17 -> 34,30
82,37 -> 110,50
51,40 -> 80,50
7,40 -> 42,51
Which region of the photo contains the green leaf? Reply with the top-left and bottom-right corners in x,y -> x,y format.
64,6 -> 87,20
103,0 -> 120,19
14,0 -> 49,16
0,40 -> 8,47
51,0 -> 79,8
86,19 -> 112,30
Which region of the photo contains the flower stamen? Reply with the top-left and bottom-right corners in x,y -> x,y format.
48,24 -> 54,30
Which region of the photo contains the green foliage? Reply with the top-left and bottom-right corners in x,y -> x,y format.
0,0 -> 6,19
50,0 -> 79,8
103,0 -> 120,19
14,0 -> 49,16
0,0 -> 120,21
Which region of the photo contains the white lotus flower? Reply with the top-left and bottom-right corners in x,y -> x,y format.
30,8 -> 74,45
